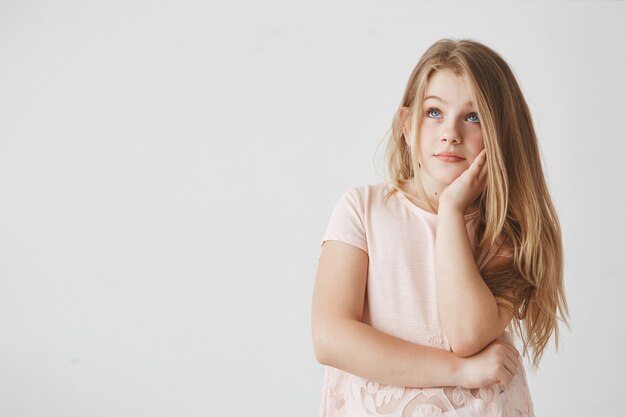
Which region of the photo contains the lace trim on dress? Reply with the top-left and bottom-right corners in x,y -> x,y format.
323,333 -> 535,417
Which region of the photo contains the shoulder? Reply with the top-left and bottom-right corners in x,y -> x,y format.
336,182 -> 391,206
341,182 -> 388,195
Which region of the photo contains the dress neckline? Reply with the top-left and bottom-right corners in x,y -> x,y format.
391,183 -> 481,221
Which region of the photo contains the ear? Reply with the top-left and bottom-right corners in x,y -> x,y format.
397,106 -> 411,144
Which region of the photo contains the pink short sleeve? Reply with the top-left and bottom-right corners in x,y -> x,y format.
319,187 -> 368,255
476,234 -> 513,271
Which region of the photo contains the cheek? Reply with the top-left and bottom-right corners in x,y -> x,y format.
417,127 -> 436,152
468,132 -> 485,153
418,140 -> 434,161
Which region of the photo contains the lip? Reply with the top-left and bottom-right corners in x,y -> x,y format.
434,152 -> 466,163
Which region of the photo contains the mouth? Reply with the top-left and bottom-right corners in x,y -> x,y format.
434,152 -> 466,163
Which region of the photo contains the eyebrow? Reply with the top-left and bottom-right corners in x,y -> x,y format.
423,95 -> 474,106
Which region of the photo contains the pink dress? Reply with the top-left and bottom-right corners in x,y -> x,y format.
317,182 -> 535,417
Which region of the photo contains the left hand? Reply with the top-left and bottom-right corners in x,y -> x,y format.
439,148 -> 488,213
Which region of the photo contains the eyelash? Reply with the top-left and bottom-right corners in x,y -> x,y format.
425,107 -> 480,124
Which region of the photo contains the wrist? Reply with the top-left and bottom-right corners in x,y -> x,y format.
438,201 -> 465,216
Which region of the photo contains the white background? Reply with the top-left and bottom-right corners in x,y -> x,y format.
1,1 -> 624,416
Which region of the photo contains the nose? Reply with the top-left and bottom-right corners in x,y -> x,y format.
440,120 -> 462,144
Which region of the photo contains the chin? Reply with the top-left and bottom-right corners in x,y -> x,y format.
435,172 -> 463,185
422,163 -> 466,185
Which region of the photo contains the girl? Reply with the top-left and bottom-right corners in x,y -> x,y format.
312,38 -> 570,417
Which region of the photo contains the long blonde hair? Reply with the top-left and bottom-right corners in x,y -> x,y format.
382,38 -> 570,371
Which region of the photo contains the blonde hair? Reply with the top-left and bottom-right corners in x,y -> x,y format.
382,38 -> 570,371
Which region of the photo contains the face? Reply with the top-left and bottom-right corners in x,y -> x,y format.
411,68 -> 484,185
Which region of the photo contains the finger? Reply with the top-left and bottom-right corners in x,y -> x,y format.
506,343 -> 521,359
471,150 -> 487,178
503,356 -> 519,376
506,349 -> 521,365
478,154 -> 488,182
476,148 -> 487,166
500,367 -> 514,384
494,366 -> 513,386
501,342 -> 521,359
495,341 -> 520,364
477,167 -> 488,190
472,150 -> 486,170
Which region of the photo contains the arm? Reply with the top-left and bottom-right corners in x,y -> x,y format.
435,204 -> 515,358
312,240 -> 465,388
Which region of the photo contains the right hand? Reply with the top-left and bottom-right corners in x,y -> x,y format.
460,338 -> 521,389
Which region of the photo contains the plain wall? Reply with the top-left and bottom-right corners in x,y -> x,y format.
0,1 -> 624,416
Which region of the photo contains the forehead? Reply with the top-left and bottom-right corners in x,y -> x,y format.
423,69 -> 474,106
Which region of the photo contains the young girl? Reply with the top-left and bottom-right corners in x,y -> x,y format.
312,38 -> 570,417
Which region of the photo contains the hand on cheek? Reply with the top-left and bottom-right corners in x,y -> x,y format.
439,149 -> 488,212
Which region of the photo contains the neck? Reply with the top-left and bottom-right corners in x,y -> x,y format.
404,176 -> 479,215
419,174 -> 446,211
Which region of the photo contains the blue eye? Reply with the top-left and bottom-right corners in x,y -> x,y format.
467,113 -> 480,123
426,107 -> 480,124
426,108 -> 441,118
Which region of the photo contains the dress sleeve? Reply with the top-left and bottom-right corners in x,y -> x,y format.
319,187 -> 368,256
476,235 -> 514,271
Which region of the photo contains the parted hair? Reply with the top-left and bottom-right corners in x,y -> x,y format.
382,38 -> 570,371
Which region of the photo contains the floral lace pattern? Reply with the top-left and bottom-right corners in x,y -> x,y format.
320,333 -> 535,417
